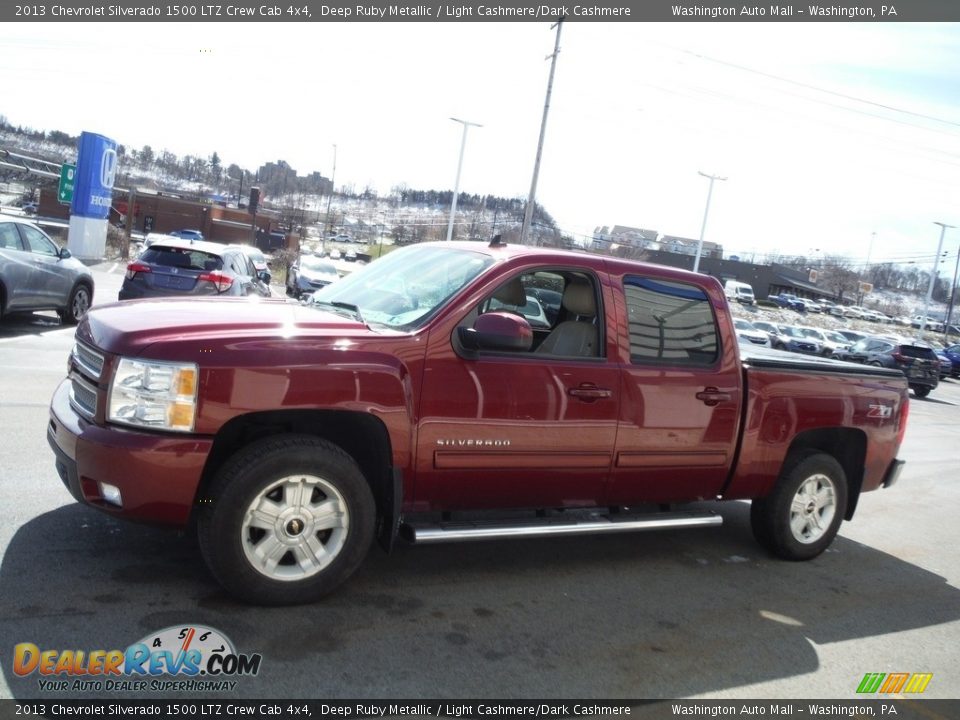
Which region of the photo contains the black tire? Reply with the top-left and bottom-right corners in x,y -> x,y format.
59,283 -> 92,325
197,435 -> 375,605
911,385 -> 931,398
751,451 -> 848,561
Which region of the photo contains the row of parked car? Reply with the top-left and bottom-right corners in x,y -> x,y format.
768,292 -> 956,332
770,293 -> 887,321
734,317 -> 959,398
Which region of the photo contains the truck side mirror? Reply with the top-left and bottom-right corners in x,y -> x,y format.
459,312 -> 533,353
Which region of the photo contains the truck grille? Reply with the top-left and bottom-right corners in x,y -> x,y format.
73,341 -> 105,380
69,374 -> 98,420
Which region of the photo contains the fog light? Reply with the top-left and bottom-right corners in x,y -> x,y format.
99,483 -> 123,507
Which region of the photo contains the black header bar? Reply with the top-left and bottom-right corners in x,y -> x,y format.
4,0 -> 960,23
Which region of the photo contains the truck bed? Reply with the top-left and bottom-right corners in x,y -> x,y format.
739,346 -> 903,378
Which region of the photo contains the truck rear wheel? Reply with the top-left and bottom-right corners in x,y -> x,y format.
198,435 -> 375,605
750,452 -> 847,561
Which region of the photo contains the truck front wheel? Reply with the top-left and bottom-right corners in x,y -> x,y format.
750,452 -> 848,561
198,435 -> 375,605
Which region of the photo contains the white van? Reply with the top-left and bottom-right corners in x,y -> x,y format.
724,280 -> 755,305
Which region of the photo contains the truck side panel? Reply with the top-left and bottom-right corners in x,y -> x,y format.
722,367 -> 908,500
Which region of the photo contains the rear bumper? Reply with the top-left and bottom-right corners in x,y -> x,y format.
882,458 -> 905,488
47,379 -> 212,525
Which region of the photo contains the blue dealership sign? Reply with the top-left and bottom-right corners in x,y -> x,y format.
71,131 -> 118,220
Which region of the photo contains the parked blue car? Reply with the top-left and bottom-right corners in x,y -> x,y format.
938,343 -> 960,378
769,293 -> 806,312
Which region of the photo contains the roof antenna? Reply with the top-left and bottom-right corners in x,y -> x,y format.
489,233 -> 505,248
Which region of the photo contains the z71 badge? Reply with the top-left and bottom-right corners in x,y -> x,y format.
867,404 -> 893,419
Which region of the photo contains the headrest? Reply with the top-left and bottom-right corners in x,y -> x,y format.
562,280 -> 596,317
493,278 -> 526,307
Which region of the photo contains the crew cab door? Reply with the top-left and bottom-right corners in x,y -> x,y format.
608,273 -> 743,505
415,266 -> 620,511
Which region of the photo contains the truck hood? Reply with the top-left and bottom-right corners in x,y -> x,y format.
77,297 -> 379,357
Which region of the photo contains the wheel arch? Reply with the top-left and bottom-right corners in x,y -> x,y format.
194,409 -> 398,545
784,427 -> 866,520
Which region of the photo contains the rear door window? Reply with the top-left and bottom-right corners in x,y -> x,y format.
623,276 -> 719,365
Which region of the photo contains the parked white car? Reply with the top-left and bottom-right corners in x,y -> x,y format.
733,319 -> 771,348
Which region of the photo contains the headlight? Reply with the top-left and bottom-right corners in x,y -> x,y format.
108,358 -> 199,432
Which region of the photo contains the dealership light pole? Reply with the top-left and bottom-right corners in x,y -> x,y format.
918,221 -> 954,339
324,144 -> 337,238
445,118 -> 482,242
945,243 -> 960,340
693,171 -> 727,273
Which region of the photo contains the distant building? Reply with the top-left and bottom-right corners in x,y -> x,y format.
660,234 -> 724,259
636,249 -> 837,302
591,225 -> 660,251
38,186 -> 282,248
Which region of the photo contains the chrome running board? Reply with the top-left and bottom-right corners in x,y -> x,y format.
401,510 -> 722,544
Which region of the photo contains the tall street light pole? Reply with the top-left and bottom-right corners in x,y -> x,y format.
324,144 -> 337,239
693,171 -> 727,273
918,221 -> 954,340
858,231 -> 877,305
521,18 -> 564,246
445,118 -> 482,242
944,243 -> 960,340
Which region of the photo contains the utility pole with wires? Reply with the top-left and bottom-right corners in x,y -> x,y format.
918,221 -> 953,340
520,18 -> 563,246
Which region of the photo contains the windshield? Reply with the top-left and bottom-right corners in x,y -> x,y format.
310,244 -> 494,329
780,326 -> 806,338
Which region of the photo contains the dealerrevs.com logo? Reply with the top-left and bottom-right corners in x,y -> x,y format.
856,672 -> 933,694
13,625 -> 262,693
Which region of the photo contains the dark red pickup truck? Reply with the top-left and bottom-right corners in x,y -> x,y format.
48,240 -> 908,604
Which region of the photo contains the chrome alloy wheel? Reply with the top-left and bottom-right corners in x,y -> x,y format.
241,475 -> 349,581
789,473 -> 837,544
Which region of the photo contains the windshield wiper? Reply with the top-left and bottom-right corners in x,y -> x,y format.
312,300 -> 365,324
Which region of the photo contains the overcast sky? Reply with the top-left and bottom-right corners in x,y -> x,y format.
3,21 -> 959,267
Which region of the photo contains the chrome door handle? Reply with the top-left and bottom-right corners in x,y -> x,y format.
568,384 -> 612,400
696,387 -> 731,406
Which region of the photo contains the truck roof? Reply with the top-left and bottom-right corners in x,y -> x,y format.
439,240 -> 721,289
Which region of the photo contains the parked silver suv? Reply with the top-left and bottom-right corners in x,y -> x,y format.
0,214 -> 94,324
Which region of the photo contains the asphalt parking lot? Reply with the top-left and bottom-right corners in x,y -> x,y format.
1,264 -> 958,702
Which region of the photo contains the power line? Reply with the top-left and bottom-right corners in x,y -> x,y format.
671,45 -> 960,131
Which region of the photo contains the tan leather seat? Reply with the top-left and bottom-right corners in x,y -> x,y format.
491,277 -> 526,307
536,280 -> 598,357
